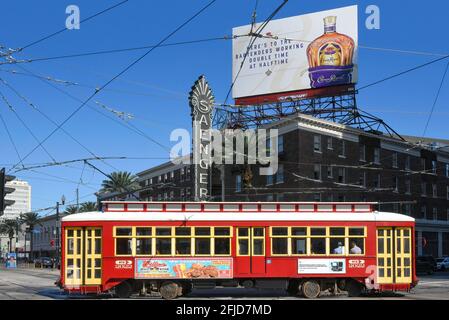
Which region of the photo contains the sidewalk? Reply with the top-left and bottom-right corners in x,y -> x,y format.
0,264 -> 60,275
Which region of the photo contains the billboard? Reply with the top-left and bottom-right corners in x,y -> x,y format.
135,258 -> 233,279
232,5 -> 358,104
298,258 -> 346,274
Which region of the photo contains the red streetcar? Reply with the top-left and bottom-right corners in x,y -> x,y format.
58,201 -> 418,299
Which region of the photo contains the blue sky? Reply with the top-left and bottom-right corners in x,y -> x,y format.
0,0 -> 448,213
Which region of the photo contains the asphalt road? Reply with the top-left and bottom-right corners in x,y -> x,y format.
1,266 -> 449,300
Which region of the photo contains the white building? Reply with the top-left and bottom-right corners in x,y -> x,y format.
3,180 -> 32,219
0,180 -> 31,257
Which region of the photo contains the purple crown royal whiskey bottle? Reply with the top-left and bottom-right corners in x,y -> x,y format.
306,16 -> 355,89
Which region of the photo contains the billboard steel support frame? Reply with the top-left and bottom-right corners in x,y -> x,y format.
213,91 -> 404,142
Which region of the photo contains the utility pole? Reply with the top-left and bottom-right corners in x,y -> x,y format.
15,217 -> 19,259
55,195 -> 65,268
76,188 -> 79,213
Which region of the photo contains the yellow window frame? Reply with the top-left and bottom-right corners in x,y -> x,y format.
269,226 -> 367,257
251,227 -> 265,256
114,226 -> 135,256
236,227 -> 250,256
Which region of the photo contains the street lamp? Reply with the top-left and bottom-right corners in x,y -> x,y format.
55,195 -> 65,268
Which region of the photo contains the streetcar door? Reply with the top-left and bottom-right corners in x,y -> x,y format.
235,227 -> 266,275
251,227 -> 266,274
65,227 -> 102,286
394,228 -> 412,284
84,228 -> 102,285
377,228 -> 393,284
376,227 -> 412,284
65,228 -> 83,287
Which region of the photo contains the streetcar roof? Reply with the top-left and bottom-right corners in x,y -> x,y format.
61,210 -> 415,223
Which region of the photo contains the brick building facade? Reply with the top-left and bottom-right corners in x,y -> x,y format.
98,114 -> 449,258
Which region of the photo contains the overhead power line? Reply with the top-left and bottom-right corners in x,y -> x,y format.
3,37 -> 229,65
14,65 -> 171,153
0,75 -> 123,173
422,61 -> 449,137
18,0 -> 131,52
13,157 -> 128,173
0,111 -> 24,168
358,54 -> 449,91
224,0 -> 289,104
0,90 -> 57,162
10,0 -> 217,175
8,0 -> 217,173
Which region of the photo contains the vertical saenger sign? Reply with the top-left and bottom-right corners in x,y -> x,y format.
189,75 -> 214,201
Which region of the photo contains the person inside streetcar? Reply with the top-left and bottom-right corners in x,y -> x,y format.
350,240 -> 362,254
333,242 -> 344,254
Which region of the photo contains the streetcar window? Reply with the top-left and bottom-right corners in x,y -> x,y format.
195,238 -> 211,255
136,227 -> 152,236
291,238 -> 307,255
175,238 -> 191,255
330,238 -> 345,255
95,239 -> 101,254
311,238 -> 326,254
272,238 -> 288,255
67,239 -> 74,254
95,229 -> 102,237
253,228 -> 264,237
156,228 -> 172,236
238,239 -> 249,255
67,229 -> 74,237
348,238 -> 364,255
404,238 -> 410,254
214,227 -> 231,236
238,228 -> 249,237
195,227 -> 211,236
156,238 -> 172,255
291,227 -> 307,236
136,238 -> 152,255
116,238 -> 132,255
252,228 -> 265,256
215,238 -> 230,255
311,228 -> 326,236
378,238 -> 384,254
175,227 -> 191,236
271,227 -> 288,236
330,227 -> 345,236
348,228 -> 365,236
76,239 -> 82,255
116,228 -> 132,236
253,239 -> 264,255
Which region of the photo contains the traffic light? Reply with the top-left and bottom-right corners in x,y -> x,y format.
0,167 -> 16,216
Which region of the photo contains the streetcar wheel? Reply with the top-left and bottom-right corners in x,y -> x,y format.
302,280 -> 321,299
115,281 -> 133,299
160,281 -> 180,300
346,280 -> 363,297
